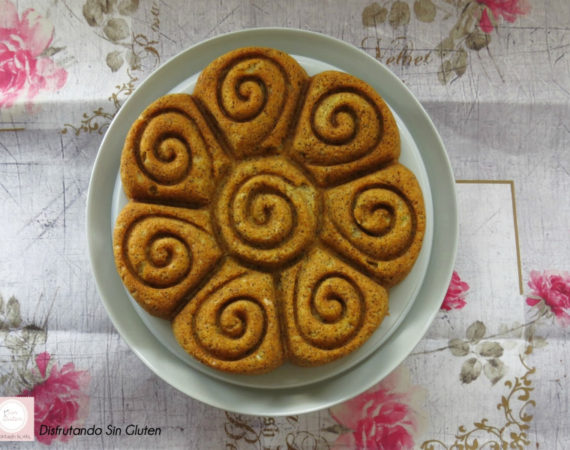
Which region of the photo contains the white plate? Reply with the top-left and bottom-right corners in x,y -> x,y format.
110,53 -> 434,390
87,28 -> 457,415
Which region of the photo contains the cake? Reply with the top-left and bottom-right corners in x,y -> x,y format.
113,46 -> 426,374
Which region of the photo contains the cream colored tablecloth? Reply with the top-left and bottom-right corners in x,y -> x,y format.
1,0 -> 568,448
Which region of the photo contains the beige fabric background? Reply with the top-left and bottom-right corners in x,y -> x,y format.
0,0 -> 568,448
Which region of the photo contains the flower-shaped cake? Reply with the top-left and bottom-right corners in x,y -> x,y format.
113,47 -> 426,374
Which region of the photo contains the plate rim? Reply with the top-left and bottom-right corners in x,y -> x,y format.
87,27 -> 458,416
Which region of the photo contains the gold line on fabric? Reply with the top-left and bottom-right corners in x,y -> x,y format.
455,179 -> 523,294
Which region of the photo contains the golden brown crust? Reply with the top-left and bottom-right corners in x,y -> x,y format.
321,163 -> 426,287
120,93 -> 230,207
193,47 -> 309,157
113,47 -> 426,375
113,202 -> 222,318
289,71 -> 400,186
172,259 -> 285,374
280,247 -> 389,366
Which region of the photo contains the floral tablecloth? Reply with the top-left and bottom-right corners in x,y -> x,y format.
1,0 -> 568,448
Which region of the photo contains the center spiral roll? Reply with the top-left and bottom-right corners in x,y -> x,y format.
215,157 -> 319,270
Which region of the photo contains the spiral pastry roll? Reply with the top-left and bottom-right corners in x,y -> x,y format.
280,247 -> 388,366
290,71 -> 400,186
321,164 -> 426,287
172,259 -> 284,374
214,157 -> 319,270
121,94 -> 230,206
193,47 -> 308,158
113,202 -> 222,318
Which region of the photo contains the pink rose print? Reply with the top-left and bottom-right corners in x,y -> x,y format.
330,365 -> 427,450
441,271 -> 470,311
0,0 -> 67,108
19,352 -> 90,445
526,270 -> 570,327
477,0 -> 531,33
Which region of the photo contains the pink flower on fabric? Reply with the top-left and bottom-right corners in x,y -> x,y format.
526,270 -> 570,327
330,365 -> 427,450
0,0 -> 67,108
477,0 -> 531,33
441,271 -> 470,311
19,352 -> 90,445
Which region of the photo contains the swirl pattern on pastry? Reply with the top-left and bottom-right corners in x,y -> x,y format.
290,71 -> 400,186
280,247 -> 388,366
214,157 -> 320,270
172,260 -> 284,374
321,163 -> 426,286
193,47 -> 308,157
121,94 -> 230,206
114,47 -> 427,374
113,202 -> 222,318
